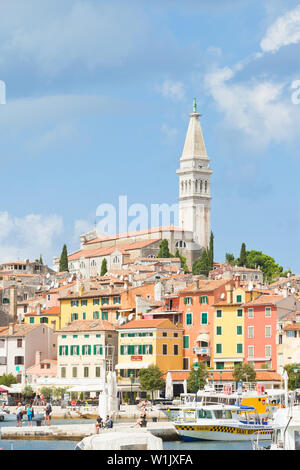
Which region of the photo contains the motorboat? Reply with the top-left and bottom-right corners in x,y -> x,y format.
174,404 -> 273,441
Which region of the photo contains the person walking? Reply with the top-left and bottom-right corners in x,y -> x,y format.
16,402 -> 24,427
43,402 -> 52,426
26,403 -> 34,427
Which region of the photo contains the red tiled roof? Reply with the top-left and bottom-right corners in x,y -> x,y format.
84,226 -> 188,245
243,294 -> 284,306
118,318 -> 181,330
57,320 -> 117,332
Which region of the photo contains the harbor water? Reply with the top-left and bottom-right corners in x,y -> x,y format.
0,418 -> 268,450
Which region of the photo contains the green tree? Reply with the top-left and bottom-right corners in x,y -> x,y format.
246,250 -> 283,283
138,365 -> 165,402
238,243 -> 247,267
187,363 -> 208,393
284,363 -> 300,390
39,386 -> 54,401
233,362 -> 256,383
192,249 -> 209,277
22,385 -> 34,399
208,232 -> 214,271
39,254 -> 43,265
175,249 -> 189,273
157,239 -> 173,258
0,373 -> 18,387
100,258 -> 108,276
225,253 -> 236,265
59,244 -> 69,272
53,387 -> 67,399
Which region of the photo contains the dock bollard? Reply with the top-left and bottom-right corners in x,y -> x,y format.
36,419 -> 42,427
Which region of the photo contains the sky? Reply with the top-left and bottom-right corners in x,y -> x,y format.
0,0 -> 300,272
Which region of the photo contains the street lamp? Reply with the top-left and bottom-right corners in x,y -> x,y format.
130,372 -> 134,405
294,365 -> 298,390
220,370 -> 223,391
194,364 -> 199,402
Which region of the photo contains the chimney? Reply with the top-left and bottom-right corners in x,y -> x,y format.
234,275 -> 241,289
8,323 -> 14,335
9,286 -> 17,324
35,350 -> 42,365
225,284 -> 233,304
36,304 -> 41,315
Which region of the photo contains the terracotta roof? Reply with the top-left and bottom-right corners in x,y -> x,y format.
243,294 -> 284,307
24,306 -> 60,317
0,324 -> 43,337
179,279 -> 230,294
163,371 -> 190,381
118,318 -> 181,330
58,287 -> 126,300
84,226 -> 188,245
69,239 -> 160,261
283,323 -> 300,331
57,319 -> 117,332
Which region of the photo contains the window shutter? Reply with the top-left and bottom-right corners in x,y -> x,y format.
88,345 -> 91,355
65,346 -> 68,356
59,346 -> 62,356
120,345 -> 124,355
70,346 -> 73,356
149,345 -> 153,354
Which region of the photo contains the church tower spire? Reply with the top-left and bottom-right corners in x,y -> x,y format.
176,100 -> 213,250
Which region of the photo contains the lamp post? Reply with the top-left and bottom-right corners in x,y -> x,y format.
130,372 -> 134,405
294,365 -> 298,390
220,370 -> 223,391
194,364 -> 199,402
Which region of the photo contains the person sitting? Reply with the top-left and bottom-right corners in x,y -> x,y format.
94,416 -> 103,434
103,415 -> 113,429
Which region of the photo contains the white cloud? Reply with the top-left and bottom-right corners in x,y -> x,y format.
0,211 -> 63,263
74,219 -> 94,241
159,80 -> 186,100
204,67 -> 300,146
261,4 -> 300,52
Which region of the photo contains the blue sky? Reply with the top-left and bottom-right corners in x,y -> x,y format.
0,0 -> 300,272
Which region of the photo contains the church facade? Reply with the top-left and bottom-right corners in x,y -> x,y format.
54,101 -> 212,273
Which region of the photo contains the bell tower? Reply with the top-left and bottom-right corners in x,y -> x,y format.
176,99 -> 212,249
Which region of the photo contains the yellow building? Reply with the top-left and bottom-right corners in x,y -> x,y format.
212,284 -> 260,369
116,318 -> 183,399
24,306 -> 61,330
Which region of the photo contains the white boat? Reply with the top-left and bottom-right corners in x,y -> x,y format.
174,404 -> 273,441
75,431 -> 163,450
253,405 -> 300,450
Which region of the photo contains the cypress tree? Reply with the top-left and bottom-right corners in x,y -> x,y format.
157,239 -> 172,258
59,244 -> 69,272
100,258 -> 107,276
39,254 -> 43,265
239,243 -> 247,267
208,232 -> 214,271
192,249 -> 209,277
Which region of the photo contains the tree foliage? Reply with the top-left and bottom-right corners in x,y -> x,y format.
59,244 -> 69,272
0,373 -> 18,387
22,385 -> 34,398
100,258 -> 108,276
157,239 -> 173,258
138,365 -> 165,401
187,363 -> 208,393
284,363 -> 300,390
238,243 -> 247,267
175,249 -> 189,273
39,386 -> 54,400
192,249 -> 209,276
232,362 -> 256,383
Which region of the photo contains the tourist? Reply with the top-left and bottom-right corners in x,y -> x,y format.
16,402 -> 24,427
131,409 -> 147,428
103,415 -> 113,428
43,402 -> 52,425
27,403 -> 34,427
94,416 -> 103,434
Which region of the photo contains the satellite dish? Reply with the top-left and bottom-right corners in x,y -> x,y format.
248,282 -> 253,292
119,317 -> 126,325
291,287 -> 296,294
220,293 -> 225,299
128,314 -> 133,321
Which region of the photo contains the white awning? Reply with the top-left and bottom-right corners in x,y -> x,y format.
66,384 -> 103,393
115,363 -> 149,370
196,333 -> 210,342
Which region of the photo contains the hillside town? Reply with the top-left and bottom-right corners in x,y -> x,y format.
0,103 -> 299,404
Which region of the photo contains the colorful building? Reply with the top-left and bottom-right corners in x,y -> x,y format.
24,306 -> 61,330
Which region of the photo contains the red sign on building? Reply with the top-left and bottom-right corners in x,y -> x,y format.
131,356 -> 143,361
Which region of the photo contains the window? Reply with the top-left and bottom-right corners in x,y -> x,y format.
197,409 -> 213,419
82,345 -> 91,355
113,296 -> 121,304
265,307 -> 271,317
61,367 -> 66,378
237,309 -> 243,317
216,309 -> 222,318
248,326 -> 254,339
94,345 -> 103,355
71,313 -> 78,322
186,313 -> 193,325
237,344 -> 243,354
70,345 -> 79,356
96,367 -> 101,378
72,367 -> 77,378
265,345 -> 271,358
174,333 -> 178,337
248,308 -> 254,318
236,326 -> 243,336
81,299 -> 87,306
216,362 -> 224,369
116,311 -> 120,320
84,367 -> 89,378
93,298 -> 99,305
14,356 -> 24,365
248,346 -> 254,358
216,326 -> 222,336
162,332 -> 167,337
59,346 -> 68,356
102,311 -> 108,321
183,335 -> 190,349
201,312 -> 208,325
71,300 -> 79,307
216,343 -> 222,354
174,344 -> 179,355
40,317 -> 48,324
163,344 -> 168,355
287,330 -> 297,338
265,326 -> 272,338
183,358 -> 189,370
200,296 -> 208,304
184,297 -> 193,305
101,297 -> 109,305
93,311 -> 99,320
82,312 -> 86,320
29,317 -> 35,324
17,339 -> 22,348
96,334 -> 101,338
236,295 -> 242,303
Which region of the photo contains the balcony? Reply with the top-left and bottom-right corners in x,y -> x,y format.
193,347 -> 210,357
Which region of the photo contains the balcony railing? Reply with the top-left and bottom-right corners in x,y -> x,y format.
193,347 -> 210,356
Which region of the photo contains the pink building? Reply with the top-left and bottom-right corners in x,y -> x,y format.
26,351 -> 57,386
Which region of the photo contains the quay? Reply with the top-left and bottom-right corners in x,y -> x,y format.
0,421 -> 180,442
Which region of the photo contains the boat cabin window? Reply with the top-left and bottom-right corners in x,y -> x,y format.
214,410 -> 232,419
197,409 -> 213,419
183,411 -> 196,420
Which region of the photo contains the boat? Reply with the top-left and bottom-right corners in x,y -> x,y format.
174,404 -> 273,441
0,409 -> 44,422
75,431 -> 163,450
